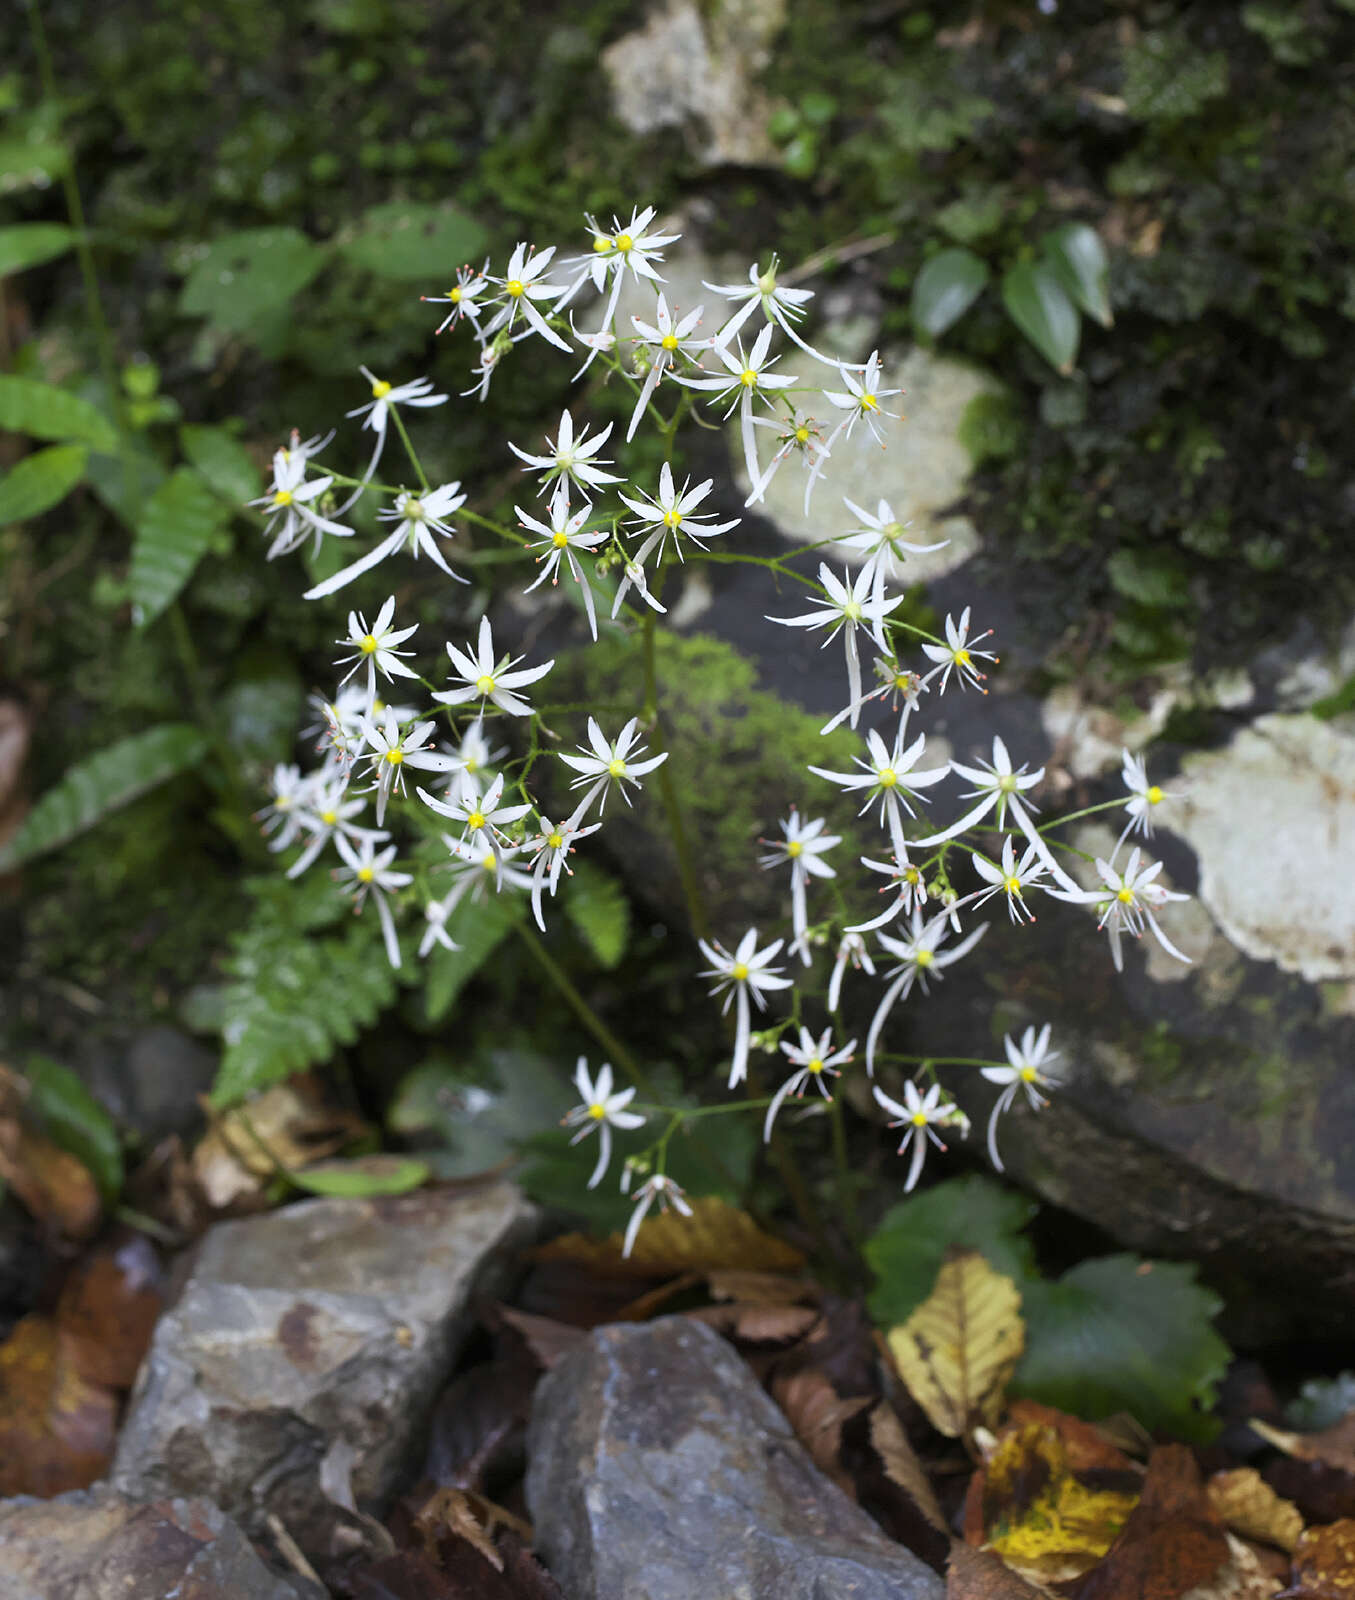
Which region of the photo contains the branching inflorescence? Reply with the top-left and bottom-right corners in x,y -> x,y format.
252,205 -> 1192,1251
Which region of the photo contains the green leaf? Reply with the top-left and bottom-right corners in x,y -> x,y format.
0,223 -> 76,277
0,723 -> 209,870
0,443 -> 88,525
1122,31 -> 1228,122
1002,261 -> 1080,374
211,878 -> 399,1106
1106,547 -> 1191,609
220,651 -> 305,767
1013,1256 -> 1229,1441
86,434 -> 167,529
865,1175 -> 1039,1328
423,895 -> 515,1023
1043,223 -> 1113,329
0,376 -> 117,451
0,138 -> 68,191
179,424 -> 260,506
179,227 -> 329,331
563,858 -> 630,969
129,466 -> 230,626
341,201 -> 489,281
289,1157 -> 429,1196
23,1055 -> 124,1203
912,247 -> 990,339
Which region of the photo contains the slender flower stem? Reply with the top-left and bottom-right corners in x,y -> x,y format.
641,609 -> 709,940
388,405 -> 431,493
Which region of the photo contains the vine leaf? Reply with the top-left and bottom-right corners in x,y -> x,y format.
912,246 -> 990,339
129,466 -> 230,626
1043,223 -> 1113,329
0,223 -> 76,277
0,376 -> 116,451
342,201 -> 489,281
0,723 -> 209,870
0,443 -> 88,525
179,423 -> 260,507
1002,261 -> 1080,374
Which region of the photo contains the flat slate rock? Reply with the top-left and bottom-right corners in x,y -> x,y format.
0,1487 -> 318,1600
112,1181 -> 534,1568
526,1315 -> 944,1600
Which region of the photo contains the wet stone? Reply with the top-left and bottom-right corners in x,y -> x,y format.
111,1181 -> 535,1573
525,1315 -> 944,1600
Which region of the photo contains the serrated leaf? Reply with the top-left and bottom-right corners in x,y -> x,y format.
1043,223 -> 1113,329
0,224 -> 76,277
1013,1256 -> 1228,1441
912,247 -> 990,339
0,377 -> 116,451
22,1056 -> 124,1204
179,424 -> 260,506
289,1157 -> 429,1196
0,723 -> 209,870
563,858 -> 630,969
1002,261 -> 1080,374
129,466 -> 230,626
341,201 -> 489,281
865,1174 -> 1038,1328
424,895 -> 515,1022
0,443 -> 88,525
887,1250 -> 1025,1438
179,227 -> 328,331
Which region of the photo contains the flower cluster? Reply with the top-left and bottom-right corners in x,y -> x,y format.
251,202 -> 1194,1250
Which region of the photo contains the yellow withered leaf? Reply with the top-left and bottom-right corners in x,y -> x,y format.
1206,1467 -> 1304,1554
536,1195 -> 805,1275
887,1250 -> 1024,1439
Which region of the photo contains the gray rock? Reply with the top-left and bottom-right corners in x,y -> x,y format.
525,1316 -> 943,1600
0,1487 -> 316,1600
112,1181 -> 535,1570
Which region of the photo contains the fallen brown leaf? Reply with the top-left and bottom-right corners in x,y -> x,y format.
1286,1519 -> 1355,1600
770,1367 -> 872,1496
688,1301 -> 822,1343
491,1304 -> 587,1371
0,1109 -> 101,1241
192,1078 -> 368,1211
0,1314 -> 118,1496
706,1268 -> 819,1305
1207,1467 -> 1303,1555
535,1196 -> 804,1276
1253,1413 -> 1355,1477
414,1487 -> 505,1572
869,1401 -> 947,1532
947,1541 -> 1047,1598
1005,1401 -> 1139,1475
56,1233 -> 163,1389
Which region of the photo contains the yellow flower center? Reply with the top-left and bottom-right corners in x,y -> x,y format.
405,499 -> 425,521
861,394 -> 879,412
787,840 -> 803,858
321,809 -> 338,825
1147,785 -> 1163,805
480,853 -> 496,871
475,674 -> 496,695
1004,876 -> 1022,895
360,634 -> 379,654
357,865 -> 375,883
506,279 -> 524,297
448,285 -> 462,301
552,529 -> 570,548
739,368 -> 758,387
371,379 -> 392,399
593,235 -> 613,253
893,673 -> 910,689
588,1101 -> 607,1119
1117,886 -> 1135,904
955,648 -> 972,666
661,333 -> 679,351
732,962 -> 750,981
843,600 -> 863,621
794,425 -> 810,444
607,758 -> 626,779
663,508 -> 683,528
467,810 -> 486,831
548,831 -> 564,850
466,758 -> 478,772
808,1058 -> 824,1074
914,948 -> 934,968
904,867 -> 920,885
615,233 -> 633,252
385,748 -> 403,765
273,489 -> 293,506
998,773 -> 1018,793
911,1110 -> 929,1127
1020,1066 -> 1038,1083
878,767 -> 898,788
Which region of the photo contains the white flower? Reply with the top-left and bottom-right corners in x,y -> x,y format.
558,716 -> 669,824
1119,749 -> 1177,844
970,837 -> 1048,924
422,260 -> 491,335
612,463 -> 739,618
758,808 -> 840,965
982,1024 -> 1060,1172
418,893 -> 462,958
827,930 -> 875,1013
677,323 -> 798,485
286,779 -> 377,879
463,340 -> 502,404
257,762 -> 314,851
346,366 -> 448,484
763,1027 -> 854,1142
305,481 -> 469,600
744,408 -> 830,510
306,685 -> 373,779
418,772 -> 533,884
865,908 -> 989,1076
820,654 -> 928,737
847,846 -> 929,934
251,449 -> 352,561
769,564 -> 903,729
335,596 -> 420,698
919,607 -> 997,695
517,481 -> 608,641
621,1173 -> 692,1259
483,242 -> 570,351
872,1079 -> 958,1191
564,1058 -> 646,1190
822,353 -> 902,447
527,812 -> 601,931
697,928 -> 794,1088
810,718 -> 949,858
566,206 -> 681,337
436,718 -> 509,806
333,833 -> 410,969
438,834 -> 534,913
702,256 -> 827,362
836,498 -> 947,597
626,293 -> 709,441
361,711 -> 457,825
509,408 -> 622,496
1048,844 -> 1191,973
433,614 -> 554,719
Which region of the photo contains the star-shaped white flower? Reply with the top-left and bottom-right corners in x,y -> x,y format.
418,772 -> 533,885
677,323 -> 798,485
769,564 -> 903,729
847,846 -> 929,934
361,711 -> 457,825
612,463 -> 740,618
558,716 -> 669,824
1047,844 -> 1191,973
982,1023 -> 1061,1172
527,812 -> 601,931
344,366 -> 448,489
810,718 -> 948,858
509,408 -> 622,496
422,260 -> 491,335
333,833 -> 410,970
872,1079 -> 959,1191
621,1173 -> 692,1259
433,615 -> 554,719
563,1058 -> 646,1190
626,293 -> 710,441
919,607 -> 997,694
1119,748 -> 1179,846
482,242 -> 570,351
305,482 -> 469,600
970,836 -> 1048,924
697,928 -> 794,1088
518,481 -> 609,641
335,596 -> 419,698
763,1027 -> 854,1143
865,907 -> 989,1076
758,808 -> 840,964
